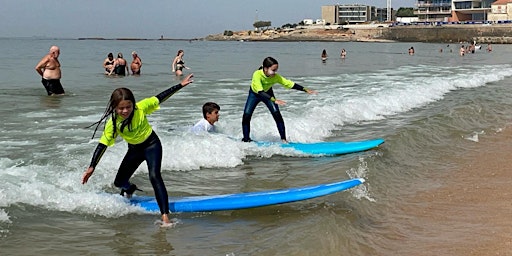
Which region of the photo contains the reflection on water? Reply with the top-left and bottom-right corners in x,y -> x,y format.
39,95 -> 63,109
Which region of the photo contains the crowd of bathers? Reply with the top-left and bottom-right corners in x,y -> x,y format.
103,51 -> 142,76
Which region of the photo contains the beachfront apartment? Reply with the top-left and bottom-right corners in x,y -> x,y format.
415,0 -> 452,21
321,4 -> 393,24
323,1 -> 511,24
487,0 -> 512,22
415,0 -> 497,22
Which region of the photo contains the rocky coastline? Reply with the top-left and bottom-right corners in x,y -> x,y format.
204,27 -> 387,42
205,24 -> 512,44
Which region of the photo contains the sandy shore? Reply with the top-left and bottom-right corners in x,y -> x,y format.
395,128 -> 512,255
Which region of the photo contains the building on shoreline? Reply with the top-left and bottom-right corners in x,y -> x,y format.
415,0 -> 492,22
322,4 -> 393,24
323,1 -> 512,25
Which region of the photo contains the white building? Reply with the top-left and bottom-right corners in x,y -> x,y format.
303,19 -> 314,25
316,19 -> 326,25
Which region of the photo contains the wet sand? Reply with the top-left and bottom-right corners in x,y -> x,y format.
396,128 -> 512,255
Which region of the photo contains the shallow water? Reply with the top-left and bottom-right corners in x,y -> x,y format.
1,39 -> 512,255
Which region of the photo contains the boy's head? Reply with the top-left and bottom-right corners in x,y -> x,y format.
203,102 -> 220,125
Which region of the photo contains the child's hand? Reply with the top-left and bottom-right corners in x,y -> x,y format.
306,89 -> 318,95
181,74 -> 194,86
275,99 -> 286,106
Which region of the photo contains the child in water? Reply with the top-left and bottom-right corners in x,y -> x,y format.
191,102 -> 220,133
81,74 -> 194,227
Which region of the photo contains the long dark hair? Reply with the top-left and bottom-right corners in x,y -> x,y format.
258,56 -> 278,70
86,88 -> 136,139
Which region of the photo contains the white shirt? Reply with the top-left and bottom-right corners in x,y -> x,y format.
190,118 -> 216,133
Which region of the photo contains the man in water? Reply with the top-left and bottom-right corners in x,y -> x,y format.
35,45 -> 65,96
130,51 -> 142,75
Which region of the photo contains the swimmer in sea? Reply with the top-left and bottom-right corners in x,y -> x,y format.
321,49 -> 328,61
103,53 -> 115,75
130,51 -> 142,75
171,50 -> 190,76
35,45 -> 65,96
110,52 -> 129,76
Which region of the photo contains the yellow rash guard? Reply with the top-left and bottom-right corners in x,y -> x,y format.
250,69 -> 295,94
99,96 -> 160,146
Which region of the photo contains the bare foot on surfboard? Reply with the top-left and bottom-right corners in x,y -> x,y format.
155,218 -> 178,228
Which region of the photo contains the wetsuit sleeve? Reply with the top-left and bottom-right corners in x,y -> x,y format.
257,83 -> 306,102
89,143 -> 107,168
156,83 -> 184,103
257,91 -> 276,101
291,83 -> 308,92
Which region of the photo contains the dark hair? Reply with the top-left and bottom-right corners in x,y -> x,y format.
86,88 -> 136,139
108,53 -> 113,58
258,56 -> 278,70
202,102 -> 220,119
117,52 -> 123,58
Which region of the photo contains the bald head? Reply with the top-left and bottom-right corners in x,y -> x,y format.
49,45 -> 60,58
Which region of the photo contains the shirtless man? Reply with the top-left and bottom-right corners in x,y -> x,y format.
35,45 -> 65,95
130,51 -> 142,75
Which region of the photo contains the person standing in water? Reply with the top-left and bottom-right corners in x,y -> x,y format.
110,52 -> 129,76
321,49 -> 328,61
241,57 -> 317,143
171,50 -> 190,76
81,74 -> 195,227
340,49 -> 347,59
103,53 -> 115,75
35,45 -> 65,96
130,51 -> 142,75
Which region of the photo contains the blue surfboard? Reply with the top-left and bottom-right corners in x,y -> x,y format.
129,178 -> 364,212
257,138 -> 384,155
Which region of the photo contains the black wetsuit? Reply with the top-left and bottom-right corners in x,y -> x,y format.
88,83 -> 185,215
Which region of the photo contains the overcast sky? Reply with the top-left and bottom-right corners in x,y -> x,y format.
2,0 -> 415,39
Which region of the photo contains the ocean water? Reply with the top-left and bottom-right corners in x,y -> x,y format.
1,38 -> 512,255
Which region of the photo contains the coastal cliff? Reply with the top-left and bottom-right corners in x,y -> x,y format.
205,24 -> 512,44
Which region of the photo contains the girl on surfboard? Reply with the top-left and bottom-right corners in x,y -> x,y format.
81,74 -> 194,227
241,57 -> 317,143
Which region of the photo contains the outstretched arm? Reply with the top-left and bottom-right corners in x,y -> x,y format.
156,73 -> 194,103
82,143 -> 108,184
292,83 -> 317,95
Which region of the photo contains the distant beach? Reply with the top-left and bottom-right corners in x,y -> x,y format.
205,24 -> 512,44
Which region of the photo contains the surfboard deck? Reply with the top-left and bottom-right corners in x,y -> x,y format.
129,178 -> 364,212
257,138 -> 384,155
